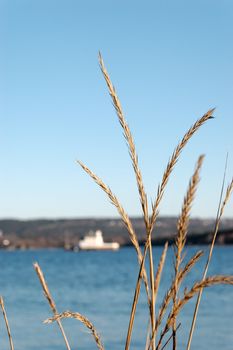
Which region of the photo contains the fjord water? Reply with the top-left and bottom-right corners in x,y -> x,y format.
0,246 -> 232,350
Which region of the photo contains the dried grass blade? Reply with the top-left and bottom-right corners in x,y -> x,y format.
154,242 -> 169,307
157,275 -> 233,350
125,247 -> 147,350
34,262 -> 71,350
99,54 -> 155,343
45,311 -> 104,350
172,275 -> 233,326
150,242 -> 168,348
0,296 -> 14,350
172,155 -> 204,350
178,250 -> 204,282
160,323 -> 181,350
175,155 -> 204,266
148,242 -> 156,350
150,110 -> 214,234
148,250 -> 203,350
99,52 -> 149,229
145,242 -> 168,350
77,160 -> 149,291
186,177 -> 233,350
126,241 -> 169,350
77,161 -> 139,255
126,106 -> 213,349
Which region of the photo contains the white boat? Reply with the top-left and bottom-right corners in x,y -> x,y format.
78,230 -> 120,251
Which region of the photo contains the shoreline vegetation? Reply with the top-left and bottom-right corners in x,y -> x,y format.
1,54 -> 233,350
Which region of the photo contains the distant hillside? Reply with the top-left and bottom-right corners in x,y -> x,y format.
0,217 -> 233,248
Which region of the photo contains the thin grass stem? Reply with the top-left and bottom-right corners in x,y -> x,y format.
186,175 -> 233,350
0,296 -> 14,350
98,54 -> 154,337
145,242 -> 168,350
148,251 -> 203,350
77,160 -> 150,301
34,262 -> 71,350
161,323 -> 181,350
172,155 -> 204,350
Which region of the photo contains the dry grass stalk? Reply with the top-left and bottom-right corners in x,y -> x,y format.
145,242 -> 168,350
134,249 -> 203,350
77,161 -> 139,253
175,275 -> 233,313
125,109 -> 214,350
99,53 -> 149,230
77,159 -> 153,350
90,56 -> 216,350
186,177 -> 233,350
175,155 -> 204,264
78,57 -> 231,350
148,241 -> 156,350
156,275 -> 233,350
154,242 -> 169,306
0,296 -> 14,350
125,255 -> 146,350
150,110 -> 214,234
219,178 -> 233,218
45,311 -> 104,350
126,238 -> 162,350
150,242 -> 168,348
178,250 -> 203,282
77,160 -> 150,301
33,262 -> 71,350
160,323 -> 181,350
147,241 -> 168,350
149,250 -> 203,349
99,54 -> 156,346
172,155 -> 204,349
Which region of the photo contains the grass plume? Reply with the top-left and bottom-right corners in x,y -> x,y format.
99,53 -> 155,343
150,111 -> 214,234
156,275 -> 233,350
99,53 -> 149,230
45,311 -> 104,350
77,160 -> 150,301
34,262 -> 71,350
172,155 -> 204,349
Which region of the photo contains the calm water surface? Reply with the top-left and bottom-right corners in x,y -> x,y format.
0,246 -> 232,350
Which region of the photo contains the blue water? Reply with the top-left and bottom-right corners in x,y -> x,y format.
0,246 -> 232,350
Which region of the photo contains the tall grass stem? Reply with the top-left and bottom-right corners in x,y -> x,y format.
34,262 -> 71,350
0,296 -> 14,350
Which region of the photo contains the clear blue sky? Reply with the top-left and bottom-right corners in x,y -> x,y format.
0,0 -> 233,219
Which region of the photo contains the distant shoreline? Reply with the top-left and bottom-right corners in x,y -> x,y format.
1,230 -> 233,251
0,217 -> 233,249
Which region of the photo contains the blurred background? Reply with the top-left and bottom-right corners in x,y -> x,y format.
1,0 -> 233,220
